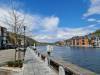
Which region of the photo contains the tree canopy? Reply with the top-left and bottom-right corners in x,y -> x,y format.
94,29 -> 100,36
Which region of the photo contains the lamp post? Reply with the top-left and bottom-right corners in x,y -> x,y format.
33,43 -> 36,51
23,26 -> 26,57
47,45 -> 53,66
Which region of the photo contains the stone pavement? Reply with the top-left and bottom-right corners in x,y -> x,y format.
14,47 -> 58,75
0,49 -> 24,66
0,49 -> 15,66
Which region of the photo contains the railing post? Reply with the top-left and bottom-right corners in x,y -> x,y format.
38,53 -> 39,56
39,54 -> 41,59
59,66 -> 65,75
35,51 -> 38,57
45,57 -> 48,66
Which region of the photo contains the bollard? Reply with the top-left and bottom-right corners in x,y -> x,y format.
39,54 -> 41,59
45,57 -> 48,66
59,66 -> 65,75
38,53 -> 39,56
35,51 -> 38,57
36,52 -> 38,57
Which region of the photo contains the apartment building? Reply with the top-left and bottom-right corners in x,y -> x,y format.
80,36 -> 89,47
94,36 -> 100,47
68,36 -> 89,47
64,32 -> 100,48
0,26 -> 7,49
66,39 -> 72,46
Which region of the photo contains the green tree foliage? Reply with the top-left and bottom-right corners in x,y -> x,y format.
94,29 -> 100,36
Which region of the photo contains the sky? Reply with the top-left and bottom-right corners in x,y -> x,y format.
0,0 -> 100,42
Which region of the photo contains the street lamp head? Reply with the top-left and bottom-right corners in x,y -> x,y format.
24,26 -> 26,30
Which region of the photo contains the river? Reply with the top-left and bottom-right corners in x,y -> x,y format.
37,46 -> 100,74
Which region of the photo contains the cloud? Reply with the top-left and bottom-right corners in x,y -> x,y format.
56,24 -> 96,40
33,24 -> 97,42
87,18 -> 96,22
83,0 -> 100,28
0,7 -> 41,37
33,34 -> 57,42
0,7 -> 10,28
0,6 -> 60,42
0,2 -> 98,43
42,16 -> 59,30
86,18 -> 100,23
24,14 -> 41,32
83,0 -> 100,17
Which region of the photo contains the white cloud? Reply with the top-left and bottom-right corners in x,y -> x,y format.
87,24 -> 96,28
0,4 -> 98,42
56,25 -> 96,40
42,16 -> 59,30
0,6 -> 60,42
0,7 -> 10,28
33,34 -> 57,42
0,7 -> 39,32
87,18 -> 100,23
33,24 -> 97,42
24,14 -> 41,32
87,18 -> 96,22
83,0 -> 100,17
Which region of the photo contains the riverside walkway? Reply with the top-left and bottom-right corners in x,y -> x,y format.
0,48 -> 96,75
14,47 -> 58,75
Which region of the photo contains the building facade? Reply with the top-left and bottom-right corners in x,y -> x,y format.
0,26 -> 7,49
94,36 -> 100,47
65,33 -> 100,48
66,36 -> 90,47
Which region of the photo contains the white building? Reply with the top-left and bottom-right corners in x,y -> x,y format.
94,36 -> 100,47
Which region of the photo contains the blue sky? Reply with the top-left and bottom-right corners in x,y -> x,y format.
0,0 -> 100,42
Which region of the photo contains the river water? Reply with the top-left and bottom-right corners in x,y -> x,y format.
37,46 -> 100,74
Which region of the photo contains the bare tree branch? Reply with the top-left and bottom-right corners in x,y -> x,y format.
0,0 -> 27,61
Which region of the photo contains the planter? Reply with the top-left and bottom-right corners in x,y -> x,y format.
6,60 -> 23,68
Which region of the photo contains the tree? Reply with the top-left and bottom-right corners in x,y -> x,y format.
95,29 -> 100,36
0,0 -> 25,61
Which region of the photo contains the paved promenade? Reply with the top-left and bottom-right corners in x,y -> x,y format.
0,49 -> 24,66
14,48 -> 58,75
0,49 -> 15,66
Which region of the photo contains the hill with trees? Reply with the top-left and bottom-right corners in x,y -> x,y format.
94,29 -> 100,36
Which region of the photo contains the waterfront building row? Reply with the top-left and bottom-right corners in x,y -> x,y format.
65,34 -> 100,47
56,33 -> 100,48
